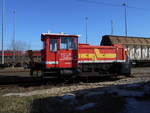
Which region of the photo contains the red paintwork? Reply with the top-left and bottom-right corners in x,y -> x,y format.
78,44 -> 125,62
41,33 -> 78,69
41,33 -> 126,69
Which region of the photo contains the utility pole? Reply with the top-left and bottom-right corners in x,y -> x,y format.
13,9 -> 16,66
1,0 -> 5,64
85,17 -> 88,44
123,2 -> 128,37
111,20 -> 114,35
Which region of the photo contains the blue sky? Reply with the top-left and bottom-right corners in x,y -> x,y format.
0,0 -> 150,50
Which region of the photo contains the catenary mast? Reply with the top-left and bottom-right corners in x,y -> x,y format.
1,0 -> 5,64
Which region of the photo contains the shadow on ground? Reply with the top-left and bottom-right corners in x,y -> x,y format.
0,72 -> 123,87
29,81 -> 150,113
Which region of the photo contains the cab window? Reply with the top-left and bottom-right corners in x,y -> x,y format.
50,38 -> 57,52
60,37 -> 77,50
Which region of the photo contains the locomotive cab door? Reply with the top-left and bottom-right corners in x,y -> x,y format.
59,37 -> 78,69
48,38 -> 59,68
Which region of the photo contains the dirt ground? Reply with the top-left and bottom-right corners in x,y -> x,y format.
0,67 -> 150,113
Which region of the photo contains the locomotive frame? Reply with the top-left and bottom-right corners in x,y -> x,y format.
40,33 -> 131,78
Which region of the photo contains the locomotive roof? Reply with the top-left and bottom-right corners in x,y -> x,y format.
101,35 -> 150,46
41,33 -> 79,37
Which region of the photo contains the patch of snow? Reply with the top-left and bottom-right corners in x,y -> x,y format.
3,89 -> 54,97
77,90 -> 90,95
76,103 -> 96,111
61,93 -> 76,100
55,97 -> 64,102
86,92 -> 105,98
125,84 -> 142,88
117,90 -> 144,97
144,85 -> 150,94
104,86 -> 145,97
4,93 -> 30,97
69,100 -> 78,105
106,87 -> 119,94
123,98 -> 150,113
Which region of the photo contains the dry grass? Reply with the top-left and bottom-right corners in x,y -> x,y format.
0,93 -> 51,113
0,96 -> 30,113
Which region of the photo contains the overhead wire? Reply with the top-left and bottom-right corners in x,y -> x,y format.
76,0 -> 150,11
76,0 -> 121,7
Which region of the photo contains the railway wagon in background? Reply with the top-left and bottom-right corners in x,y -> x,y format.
0,50 -> 41,68
101,35 -> 150,66
40,33 -> 131,78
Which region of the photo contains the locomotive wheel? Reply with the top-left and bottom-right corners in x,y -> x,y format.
58,74 -> 77,83
119,62 -> 131,77
57,69 -> 78,82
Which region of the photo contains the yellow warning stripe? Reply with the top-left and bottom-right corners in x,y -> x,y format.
79,49 -> 116,60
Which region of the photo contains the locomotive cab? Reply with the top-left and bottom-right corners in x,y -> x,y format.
41,33 -> 78,75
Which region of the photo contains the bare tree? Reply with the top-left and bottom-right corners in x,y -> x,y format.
9,40 -> 31,51
9,40 -> 31,67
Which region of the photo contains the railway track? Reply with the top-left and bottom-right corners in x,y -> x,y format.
0,67 -> 150,90
0,69 -> 29,73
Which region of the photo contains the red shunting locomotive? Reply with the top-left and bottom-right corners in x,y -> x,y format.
41,33 -> 131,78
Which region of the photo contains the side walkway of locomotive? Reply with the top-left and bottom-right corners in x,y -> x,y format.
78,43 -> 130,76
40,33 -> 131,78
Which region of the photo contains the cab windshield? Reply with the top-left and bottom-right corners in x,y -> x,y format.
60,37 -> 77,50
